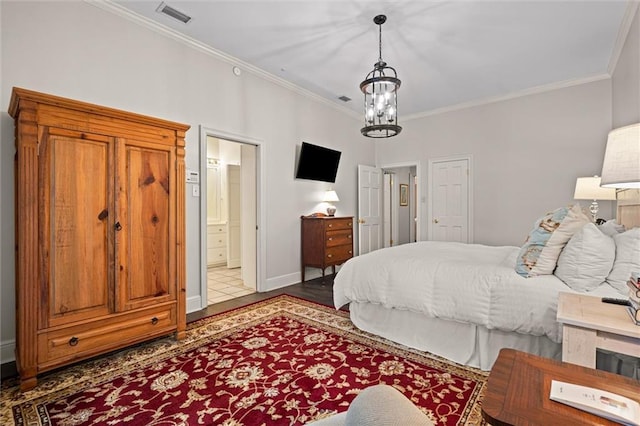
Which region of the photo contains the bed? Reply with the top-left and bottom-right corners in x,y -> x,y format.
333,198 -> 640,371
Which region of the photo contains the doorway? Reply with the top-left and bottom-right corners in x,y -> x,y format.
382,166 -> 417,247
199,127 -> 262,310
357,161 -> 420,255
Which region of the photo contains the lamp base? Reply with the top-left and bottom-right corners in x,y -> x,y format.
589,200 -> 599,222
326,205 -> 336,216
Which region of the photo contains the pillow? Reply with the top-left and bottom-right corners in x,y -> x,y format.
606,228 -> 640,294
598,219 -> 626,237
515,204 -> 590,277
554,223 -> 615,292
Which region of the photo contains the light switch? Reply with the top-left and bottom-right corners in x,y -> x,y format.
192,185 -> 200,197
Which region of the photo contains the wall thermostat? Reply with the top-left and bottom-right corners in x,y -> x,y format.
186,169 -> 199,184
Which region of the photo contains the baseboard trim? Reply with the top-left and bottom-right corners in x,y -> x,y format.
186,295 -> 204,314
1,339 -> 15,364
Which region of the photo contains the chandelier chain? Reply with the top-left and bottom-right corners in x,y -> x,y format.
378,23 -> 383,63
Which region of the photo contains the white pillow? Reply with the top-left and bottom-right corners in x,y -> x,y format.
555,223 -> 615,292
515,204 -> 591,277
598,219 -> 625,237
606,228 -> 640,294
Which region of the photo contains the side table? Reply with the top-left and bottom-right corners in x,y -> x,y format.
557,292 -> 640,368
482,348 -> 640,426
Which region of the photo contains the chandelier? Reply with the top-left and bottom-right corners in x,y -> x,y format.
360,15 -> 402,138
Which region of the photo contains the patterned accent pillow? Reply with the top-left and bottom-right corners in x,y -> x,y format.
554,223 -> 615,292
515,204 -> 590,277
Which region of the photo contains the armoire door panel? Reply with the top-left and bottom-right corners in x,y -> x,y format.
118,143 -> 175,310
43,134 -> 113,328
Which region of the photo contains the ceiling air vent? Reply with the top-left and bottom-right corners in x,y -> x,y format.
338,96 -> 351,102
156,2 -> 192,24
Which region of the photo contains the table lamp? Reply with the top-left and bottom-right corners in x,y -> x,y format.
323,190 -> 339,216
573,175 -> 616,222
600,123 -> 640,189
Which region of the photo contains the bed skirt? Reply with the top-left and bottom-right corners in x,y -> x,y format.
348,301 -> 562,371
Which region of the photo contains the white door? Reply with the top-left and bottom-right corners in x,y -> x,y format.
240,145 -> 256,290
358,164 -> 382,255
429,157 -> 471,243
227,165 -> 241,267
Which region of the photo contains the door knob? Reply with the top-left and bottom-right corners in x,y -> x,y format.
358,219 -> 366,224
433,218 -> 439,224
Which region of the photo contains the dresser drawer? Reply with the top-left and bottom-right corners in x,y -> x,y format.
326,245 -> 353,263
207,233 -> 227,248
208,224 -> 226,234
38,306 -> 176,367
209,247 -> 227,263
326,229 -> 353,247
325,218 -> 353,231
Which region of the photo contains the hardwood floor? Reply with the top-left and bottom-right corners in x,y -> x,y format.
188,273 -> 342,323
1,274 -> 342,381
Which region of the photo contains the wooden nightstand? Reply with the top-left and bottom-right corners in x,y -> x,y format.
482,348 -> 640,426
300,215 -> 354,282
557,292 -> 640,368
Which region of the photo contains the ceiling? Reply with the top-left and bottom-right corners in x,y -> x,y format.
112,0 -> 630,119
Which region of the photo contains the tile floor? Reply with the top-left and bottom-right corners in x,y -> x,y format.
207,265 -> 255,305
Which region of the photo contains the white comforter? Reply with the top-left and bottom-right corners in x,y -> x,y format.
334,241 -> 617,343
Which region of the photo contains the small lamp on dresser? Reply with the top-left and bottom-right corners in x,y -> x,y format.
323,190 -> 339,216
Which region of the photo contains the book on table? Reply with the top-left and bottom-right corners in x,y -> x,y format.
629,279 -> 640,299
550,380 -> 640,425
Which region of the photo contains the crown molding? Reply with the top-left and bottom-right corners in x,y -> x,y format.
607,0 -> 639,75
403,73 -> 611,122
85,0 -> 360,120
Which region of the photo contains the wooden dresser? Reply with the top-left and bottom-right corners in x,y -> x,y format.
9,87 -> 190,390
301,215 -> 354,282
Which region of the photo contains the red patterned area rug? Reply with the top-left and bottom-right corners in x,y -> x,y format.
1,295 -> 487,425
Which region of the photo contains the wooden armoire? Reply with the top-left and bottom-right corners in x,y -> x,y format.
9,88 -> 190,391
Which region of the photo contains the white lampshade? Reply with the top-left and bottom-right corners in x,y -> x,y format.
600,123 -> 640,188
323,190 -> 340,202
573,176 -> 616,200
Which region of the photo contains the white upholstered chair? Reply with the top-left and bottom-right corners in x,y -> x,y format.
306,384 -> 434,426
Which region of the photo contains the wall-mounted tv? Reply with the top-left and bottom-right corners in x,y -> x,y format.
295,142 -> 341,183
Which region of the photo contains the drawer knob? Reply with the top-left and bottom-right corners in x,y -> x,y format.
328,237 -> 333,241
151,317 -> 159,325
68,337 -> 79,346
349,250 -> 352,254
328,224 -> 333,228
348,235 -> 352,239
348,222 -> 352,226
327,254 -> 333,258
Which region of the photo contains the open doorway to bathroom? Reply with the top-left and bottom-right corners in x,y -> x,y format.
204,136 -> 257,305
382,165 -> 417,247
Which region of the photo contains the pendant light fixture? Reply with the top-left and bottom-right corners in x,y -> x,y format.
360,14 -> 402,138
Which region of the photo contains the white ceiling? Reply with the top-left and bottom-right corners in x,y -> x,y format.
112,0 -> 630,119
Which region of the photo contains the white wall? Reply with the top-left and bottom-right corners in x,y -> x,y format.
376,79 -> 614,246
0,1 -> 373,362
612,6 -> 640,127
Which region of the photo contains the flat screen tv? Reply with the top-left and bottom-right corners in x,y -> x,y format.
295,142 -> 341,183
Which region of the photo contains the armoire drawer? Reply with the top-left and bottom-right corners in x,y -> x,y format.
38,306 -> 176,366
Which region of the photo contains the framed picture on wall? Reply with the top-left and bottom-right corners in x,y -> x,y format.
400,184 -> 408,206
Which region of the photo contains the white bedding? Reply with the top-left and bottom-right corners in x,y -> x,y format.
334,241 -> 621,344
